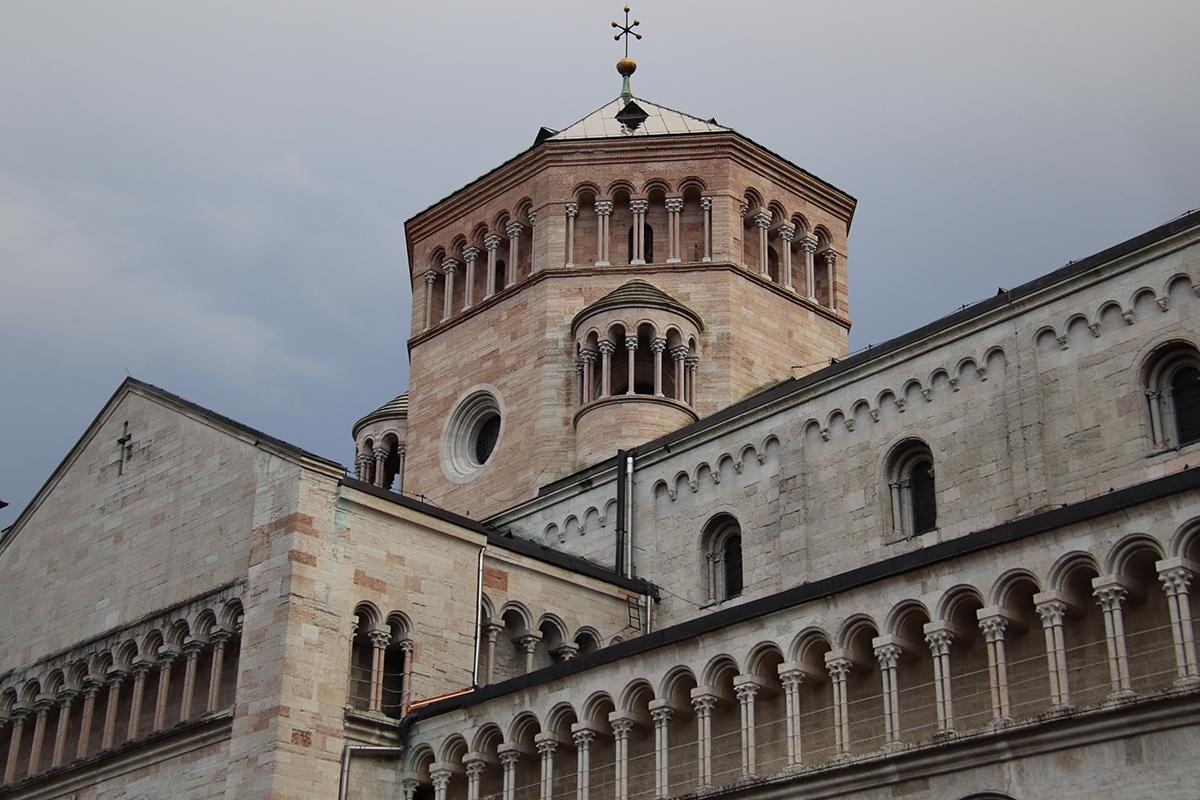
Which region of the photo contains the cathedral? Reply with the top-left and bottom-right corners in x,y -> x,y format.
3,49 -> 1200,800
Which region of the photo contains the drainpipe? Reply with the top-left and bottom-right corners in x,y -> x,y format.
472,544 -> 486,687
615,449 -> 627,576
624,451 -> 635,578
339,745 -> 405,800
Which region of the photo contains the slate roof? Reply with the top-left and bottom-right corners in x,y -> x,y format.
546,96 -> 731,141
572,279 -> 703,330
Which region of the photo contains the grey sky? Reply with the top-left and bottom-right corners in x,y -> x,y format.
3,1 -> 1198,528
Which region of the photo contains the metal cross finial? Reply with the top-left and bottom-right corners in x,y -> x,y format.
612,5 -> 641,58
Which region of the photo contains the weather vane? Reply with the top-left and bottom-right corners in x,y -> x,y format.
612,6 -> 641,59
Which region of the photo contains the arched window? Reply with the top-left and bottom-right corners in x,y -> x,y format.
1146,344 -> 1200,449
702,515 -> 743,603
886,442 -> 937,539
494,259 -> 507,293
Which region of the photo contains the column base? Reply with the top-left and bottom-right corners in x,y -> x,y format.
631,259 -> 645,266
881,741 -> 904,754
565,262 -> 574,268
1174,675 -> 1200,689
989,715 -> 1014,730
666,257 -> 681,264
701,256 -> 712,262
933,729 -> 957,742
596,260 -> 610,266
1106,690 -> 1137,704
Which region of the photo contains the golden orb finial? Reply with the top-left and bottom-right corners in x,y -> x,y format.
616,57 -> 637,77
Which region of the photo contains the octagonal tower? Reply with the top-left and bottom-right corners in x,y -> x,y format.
396,85 -> 856,518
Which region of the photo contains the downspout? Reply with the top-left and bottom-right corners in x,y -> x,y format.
339,745 -> 406,800
472,543 -> 486,687
624,451 -> 635,578
615,449 -> 627,576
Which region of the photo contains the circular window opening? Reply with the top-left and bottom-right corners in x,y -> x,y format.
443,389 -> 504,479
475,414 -> 501,464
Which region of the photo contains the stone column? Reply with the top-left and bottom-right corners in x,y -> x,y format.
1147,389 -> 1165,445
551,642 -> 579,661
462,247 -> 481,309
700,197 -> 712,262
689,691 -> 718,788
76,678 -> 102,760
368,629 -> 390,712
506,223 -> 523,287
498,746 -> 522,800
3,708 -> 29,784
423,270 -> 438,331
651,339 -> 666,396
206,630 -> 231,713
630,200 -> 648,264
754,212 -> 771,277
373,446 -> 387,488
665,198 -> 683,262
441,259 -> 458,321
977,608 -> 1013,722
823,250 -> 837,309
51,689 -> 77,768
465,758 -> 486,800
824,654 -> 852,758
483,621 -> 505,685
485,235 -> 502,298
153,647 -> 179,732
127,659 -> 153,741
776,665 -> 806,771
648,700 -> 672,798
580,351 -> 597,405
686,356 -> 699,407
873,642 -> 903,750
609,716 -> 634,800
575,359 -> 585,406
1158,558 -> 1200,685
101,670 -> 127,750
401,777 -> 420,800
599,341 -> 616,398
733,675 -> 764,778
923,624 -> 956,735
535,735 -> 558,800
571,725 -> 597,800
27,697 -> 53,777
431,767 -> 453,800
1093,576 -> 1135,699
800,237 -> 817,301
595,201 -> 613,266
778,225 -> 795,290
396,445 -> 407,494
528,212 -> 538,273
671,346 -> 687,403
565,203 -> 578,267
180,638 -> 205,722
624,335 -> 638,395
516,632 -> 542,673
1034,594 -> 1072,709
398,639 -> 415,714
888,479 -> 904,539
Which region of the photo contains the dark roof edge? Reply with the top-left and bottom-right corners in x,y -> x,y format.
339,478 -> 657,597
407,465 -> 1200,721
1,377 -> 344,542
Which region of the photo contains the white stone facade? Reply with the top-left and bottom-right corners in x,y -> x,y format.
3,85 -> 1200,800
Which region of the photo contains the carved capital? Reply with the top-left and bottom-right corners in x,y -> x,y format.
630,199 -> 649,214
594,201 -> 614,216
506,222 -> 524,239
441,259 -> 458,275
700,196 -> 712,211
565,202 -> 579,217
754,211 -> 772,229
624,335 -> 639,352
424,270 -> 438,285
777,224 -> 794,242
598,340 -> 617,356
650,338 -> 667,354
462,246 -> 481,263
484,234 -> 502,250
800,236 -> 818,254
665,198 -> 683,213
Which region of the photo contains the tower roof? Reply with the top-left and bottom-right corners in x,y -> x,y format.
572,279 -> 703,330
547,95 -> 731,141
352,392 -> 409,439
